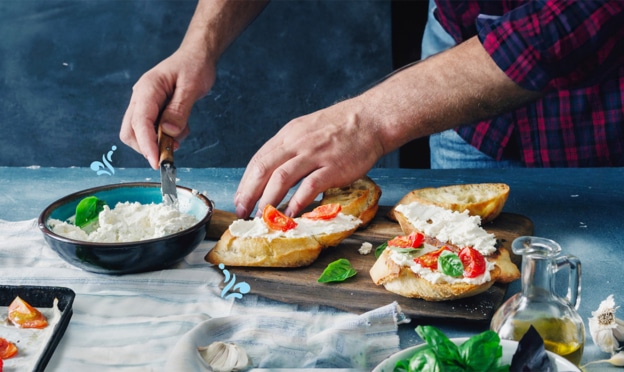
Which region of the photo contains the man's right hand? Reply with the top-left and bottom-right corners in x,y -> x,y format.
119,48 -> 216,170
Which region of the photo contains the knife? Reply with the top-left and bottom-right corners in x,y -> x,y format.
158,124 -> 178,206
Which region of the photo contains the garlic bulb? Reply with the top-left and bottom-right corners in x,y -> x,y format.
198,342 -> 251,372
588,295 -> 624,354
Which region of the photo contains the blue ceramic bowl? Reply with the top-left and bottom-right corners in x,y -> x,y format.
38,182 -> 214,275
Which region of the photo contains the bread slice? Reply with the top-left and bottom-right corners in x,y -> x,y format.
319,176 -> 381,227
206,177 -> 381,268
389,183 -> 509,223
370,201 -> 520,301
370,249 -> 499,301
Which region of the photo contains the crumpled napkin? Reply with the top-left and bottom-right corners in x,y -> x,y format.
166,301 -> 408,371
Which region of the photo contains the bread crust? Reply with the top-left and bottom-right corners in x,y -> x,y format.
390,183 -> 509,223
320,176 -> 381,227
206,177 -> 380,268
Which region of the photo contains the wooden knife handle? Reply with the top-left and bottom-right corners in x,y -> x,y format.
157,124 -> 175,164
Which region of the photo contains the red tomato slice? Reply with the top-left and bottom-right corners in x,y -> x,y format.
388,232 -> 425,248
8,296 -> 48,329
0,337 -> 18,359
301,203 -> 342,220
262,204 -> 298,232
459,246 -> 487,278
414,246 -> 451,270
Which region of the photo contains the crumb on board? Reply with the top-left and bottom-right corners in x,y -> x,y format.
358,242 -> 373,255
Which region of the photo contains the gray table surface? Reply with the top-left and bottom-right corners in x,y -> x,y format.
1,166 -> 622,370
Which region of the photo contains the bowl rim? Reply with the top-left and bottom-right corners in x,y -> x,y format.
37,182 -> 214,247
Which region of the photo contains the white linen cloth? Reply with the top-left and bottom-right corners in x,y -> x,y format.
0,219 -> 407,371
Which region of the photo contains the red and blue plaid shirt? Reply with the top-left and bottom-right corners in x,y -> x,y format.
434,0 -> 624,167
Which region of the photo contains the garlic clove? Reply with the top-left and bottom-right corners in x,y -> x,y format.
582,350 -> 624,368
614,317 -> 624,343
198,342 -> 251,372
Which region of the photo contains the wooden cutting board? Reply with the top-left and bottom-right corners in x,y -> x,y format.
224,206 -> 533,321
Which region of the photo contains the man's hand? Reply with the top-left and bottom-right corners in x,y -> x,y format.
234,97 -> 386,219
119,0 -> 268,169
120,49 -> 215,169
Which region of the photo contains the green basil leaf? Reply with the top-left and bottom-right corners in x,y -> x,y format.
374,241 -> 388,258
459,330 -> 505,371
390,246 -> 422,255
406,346 -> 442,372
415,325 -> 462,364
438,250 -> 463,277
317,258 -> 357,283
75,196 -> 106,228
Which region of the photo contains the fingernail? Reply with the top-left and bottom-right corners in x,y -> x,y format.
283,207 -> 294,217
235,204 -> 248,219
162,122 -> 180,136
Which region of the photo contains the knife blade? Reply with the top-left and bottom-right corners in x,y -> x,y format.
158,124 -> 177,206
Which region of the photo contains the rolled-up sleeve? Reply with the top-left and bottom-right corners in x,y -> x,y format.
477,0 -> 624,91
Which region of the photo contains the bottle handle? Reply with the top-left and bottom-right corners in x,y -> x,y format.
555,255 -> 582,310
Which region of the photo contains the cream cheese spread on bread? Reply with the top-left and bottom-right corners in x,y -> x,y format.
394,202 -> 497,256
388,245 -> 496,285
229,213 -> 361,241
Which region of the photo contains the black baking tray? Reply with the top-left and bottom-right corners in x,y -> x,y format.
1,285 -> 75,372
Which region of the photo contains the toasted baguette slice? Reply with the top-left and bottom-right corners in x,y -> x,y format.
319,176 -> 381,227
389,183 -> 509,223
206,177 -> 380,268
370,202 -> 520,301
370,249 -> 499,301
206,212 -> 362,268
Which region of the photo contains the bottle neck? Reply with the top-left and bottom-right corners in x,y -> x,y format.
521,255 -> 555,298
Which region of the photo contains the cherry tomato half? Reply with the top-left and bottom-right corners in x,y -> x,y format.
414,246 -> 451,270
262,204 -> 298,232
301,203 -> 342,220
459,246 -> 487,278
8,296 -> 48,329
0,337 -> 18,359
388,232 -> 425,248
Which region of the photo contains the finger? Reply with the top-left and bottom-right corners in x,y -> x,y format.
120,99 -> 140,153
234,140 -> 296,218
158,85 -> 195,140
131,97 -> 162,170
254,155 -> 318,217
282,168 -> 337,217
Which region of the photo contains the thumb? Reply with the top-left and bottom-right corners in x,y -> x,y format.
158,89 -> 196,139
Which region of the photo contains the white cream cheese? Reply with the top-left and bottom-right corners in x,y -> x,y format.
49,202 -> 198,243
229,213 -> 361,240
394,202 -> 497,256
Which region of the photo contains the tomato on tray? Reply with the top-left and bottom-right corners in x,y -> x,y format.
8,296 -> 48,329
0,337 -> 18,360
262,205 -> 297,232
301,203 -> 342,220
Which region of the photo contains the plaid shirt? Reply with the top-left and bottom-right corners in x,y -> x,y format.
434,0 -> 624,167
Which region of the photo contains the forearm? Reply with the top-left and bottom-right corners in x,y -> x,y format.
359,36 -> 543,154
179,0 -> 269,66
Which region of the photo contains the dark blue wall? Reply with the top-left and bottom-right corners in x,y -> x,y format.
1,0 -> 394,169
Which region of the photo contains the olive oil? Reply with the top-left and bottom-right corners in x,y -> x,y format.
509,317 -> 584,365
490,237 -> 585,367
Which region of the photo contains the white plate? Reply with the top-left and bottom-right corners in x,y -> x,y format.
373,338 -> 581,372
